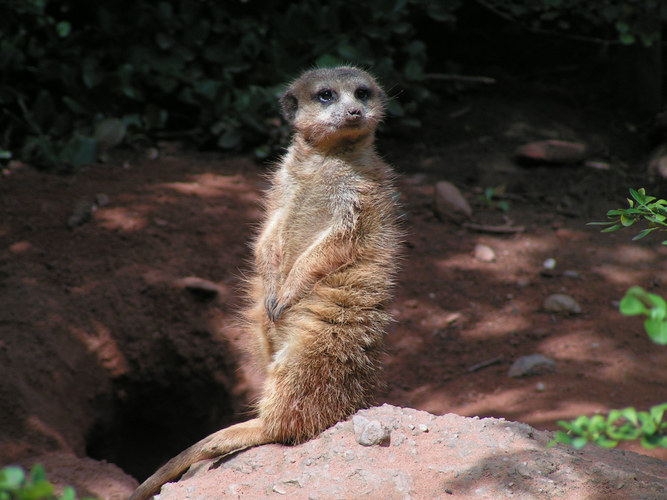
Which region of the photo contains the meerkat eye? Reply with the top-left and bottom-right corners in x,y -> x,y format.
355,87 -> 371,101
317,89 -> 333,103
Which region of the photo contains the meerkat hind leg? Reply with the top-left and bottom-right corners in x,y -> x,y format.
129,418 -> 270,500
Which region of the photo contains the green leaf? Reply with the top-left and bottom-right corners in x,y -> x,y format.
94,118 -> 126,148
60,486 -> 77,500
649,403 -> 667,424
155,33 -> 173,50
620,33 -> 636,45
254,145 -> 270,160
571,437 -> 588,449
638,411 -> 657,435
404,58 -> 423,81
59,135 -> 98,167
646,292 -> 667,312
0,466 -> 25,489
82,58 -> 101,89
593,436 -> 618,448
62,96 -> 88,115
620,214 -> 635,227
644,318 -> 667,345
29,464 -> 46,482
632,228 -> 657,240
641,434 -> 667,449
601,224 -> 622,233
427,3 -> 456,22
315,54 -> 344,68
610,407 -> 639,426
619,295 -> 648,316
21,481 -> 54,499
217,130 -> 241,149
629,188 -> 644,204
337,43 -> 359,61
56,21 -> 71,37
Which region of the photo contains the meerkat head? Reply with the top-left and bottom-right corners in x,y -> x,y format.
280,66 -> 386,149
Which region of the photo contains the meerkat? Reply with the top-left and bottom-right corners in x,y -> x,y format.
130,66 -> 402,500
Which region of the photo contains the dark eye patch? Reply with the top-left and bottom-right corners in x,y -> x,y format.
317,89 -> 334,103
355,86 -> 371,101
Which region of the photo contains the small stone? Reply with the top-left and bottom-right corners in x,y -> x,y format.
67,199 -> 94,229
272,484 -> 286,494
585,160 -> 611,170
94,117 -> 126,148
95,193 -> 110,207
508,354 -> 556,378
474,244 -> 495,262
648,145 -> 667,180
433,181 -> 472,223
146,147 -> 160,160
563,270 -> 580,279
542,258 -> 556,270
536,382 -> 546,392
353,415 -> 391,447
418,424 -> 429,432
543,293 -> 581,314
516,278 -> 530,288
515,140 -> 587,165
177,277 -> 223,300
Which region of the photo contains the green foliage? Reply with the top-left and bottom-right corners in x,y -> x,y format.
552,194 -> 667,451
1,0 -> 461,169
478,186 -> 510,212
0,464 -> 92,500
588,188 -> 667,245
620,286 -> 667,345
549,403 -> 667,449
482,0 -> 666,46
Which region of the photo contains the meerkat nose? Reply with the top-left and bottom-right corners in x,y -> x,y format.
347,107 -> 362,118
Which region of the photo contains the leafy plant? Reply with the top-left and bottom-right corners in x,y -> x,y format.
478,0 -> 666,46
0,464 -> 93,500
588,188 -> 667,244
1,0 -> 461,169
478,186 -> 510,212
550,190 -> 667,450
619,286 -> 667,345
550,403 -> 667,450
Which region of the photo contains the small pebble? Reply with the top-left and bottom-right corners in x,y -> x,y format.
353,415 -> 391,446
543,293 -> 581,314
474,244 -> 496,262
542,258 -> 556,270
508,354 -> 556,378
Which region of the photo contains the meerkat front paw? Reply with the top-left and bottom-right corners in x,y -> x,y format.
264,294 -> 287,322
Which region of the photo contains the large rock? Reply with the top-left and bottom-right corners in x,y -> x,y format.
433,181 -> 472,223
515,140 -> 587,165
156,405 -> 666,500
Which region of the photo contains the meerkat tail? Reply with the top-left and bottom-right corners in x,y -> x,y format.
129,418 -> 270,500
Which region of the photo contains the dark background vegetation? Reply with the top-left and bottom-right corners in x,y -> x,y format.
1,0 -> 666,170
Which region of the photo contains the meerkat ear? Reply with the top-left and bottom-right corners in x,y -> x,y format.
280,91 -> 299,123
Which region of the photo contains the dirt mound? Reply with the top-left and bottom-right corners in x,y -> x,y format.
157,405 -> 667,500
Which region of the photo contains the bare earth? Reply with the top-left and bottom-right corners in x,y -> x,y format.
1,84 -> 666,498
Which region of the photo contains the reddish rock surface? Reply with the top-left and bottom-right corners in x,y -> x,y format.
158,405 -> 667,500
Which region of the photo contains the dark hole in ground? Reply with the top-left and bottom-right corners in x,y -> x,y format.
86,333 -> 242,481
